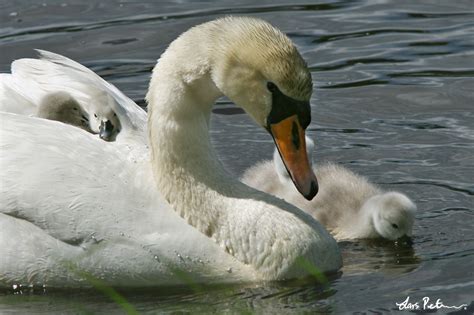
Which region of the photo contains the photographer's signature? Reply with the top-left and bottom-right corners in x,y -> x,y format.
396,296 -> 468,311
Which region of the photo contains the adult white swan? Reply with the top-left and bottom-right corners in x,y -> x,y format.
0,17 -> 341,287
0,50 -> 147,142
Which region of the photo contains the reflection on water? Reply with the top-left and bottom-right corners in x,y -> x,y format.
1,0 -> 473,313
341,239 -> 420,276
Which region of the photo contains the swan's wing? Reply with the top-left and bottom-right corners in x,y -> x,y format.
1,58 -> 93,114
0,74 -> 38,114
36,50 -> 147,132
9,50 -> 147,143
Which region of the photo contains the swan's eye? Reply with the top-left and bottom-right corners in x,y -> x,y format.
94,114 -> 98,118
113,113 -> 117,117
267,82 -> 278,93
392,223 -> 399,229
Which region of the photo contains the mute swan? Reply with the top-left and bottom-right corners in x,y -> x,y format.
242,138 -> 416,241
0,50 -> 147,142
0,17 -> 341,287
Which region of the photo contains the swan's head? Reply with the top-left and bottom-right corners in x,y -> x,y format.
88,91 -> 121,141
364,192 -> 417,240
38,91 -> 91,132
274,136 -> 315,184
210,17 -> 317,199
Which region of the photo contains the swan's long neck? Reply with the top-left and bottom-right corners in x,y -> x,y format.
146,30 -> 241,238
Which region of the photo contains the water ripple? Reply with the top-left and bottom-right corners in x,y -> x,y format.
311,28 -> 427,44
85,60 -> 154,80
429,248 -> 474,261
403,11 -> 474,19
308,127 -> 373,134
419,207 -> 472,219
380,180 -> 474,196
368,118 -> 447,130
389,69 -> 474,78
293,22 -> 474,45
0,1 -> 358,42
310,57 -> 410,72
320,78 -> 389,89
367,117 -> 474,140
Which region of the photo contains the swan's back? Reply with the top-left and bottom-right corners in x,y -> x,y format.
0,113 -> 256,286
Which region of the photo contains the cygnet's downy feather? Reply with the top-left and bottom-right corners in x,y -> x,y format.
36,91 -> 92,133
242,138 -> 416,241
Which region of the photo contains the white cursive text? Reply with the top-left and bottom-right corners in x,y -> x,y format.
396,296 -> 468,311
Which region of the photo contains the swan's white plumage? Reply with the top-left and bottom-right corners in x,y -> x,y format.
0,114 -> 257,286
0,50 -> 147,144
242,142 -> 416,241
0,74 -> 37,114
0,17 -> 341,287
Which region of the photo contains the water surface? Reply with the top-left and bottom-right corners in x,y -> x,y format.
1,0 -> 473,313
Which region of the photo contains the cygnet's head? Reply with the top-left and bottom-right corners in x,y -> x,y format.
37,91 -> 91,132
363,192 -> 416,240
274,136 -> 314,184
210,17 -> 317,199
88,91 -> 121,141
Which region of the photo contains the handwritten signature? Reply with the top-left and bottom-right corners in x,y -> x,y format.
396,296 -> 468,311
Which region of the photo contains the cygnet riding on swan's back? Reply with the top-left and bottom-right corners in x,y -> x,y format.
0,51 -> 126,141
36,91 -> 92,133
0,17 -> 341,287
242,137 -> 416,241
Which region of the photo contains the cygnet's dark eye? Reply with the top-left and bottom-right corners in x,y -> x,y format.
392,223 -> 399,229
73,107 -> 78,111
94,114 -> 98,118
267,82 -> 277,93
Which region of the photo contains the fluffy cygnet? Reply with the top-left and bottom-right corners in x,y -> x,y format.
37,91 -> 120,140
242,138 -> 416,241
37,91 -> 92,132
86,90 -> 121,141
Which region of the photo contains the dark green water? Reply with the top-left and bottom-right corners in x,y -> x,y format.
1,0 -> 473,313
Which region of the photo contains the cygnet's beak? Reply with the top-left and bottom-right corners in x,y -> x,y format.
270,114 -> 318,200
99,120 -> 114,141
396,234 -> 414,246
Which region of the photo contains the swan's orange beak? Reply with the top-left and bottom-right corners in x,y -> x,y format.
270,115 -> 318,200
